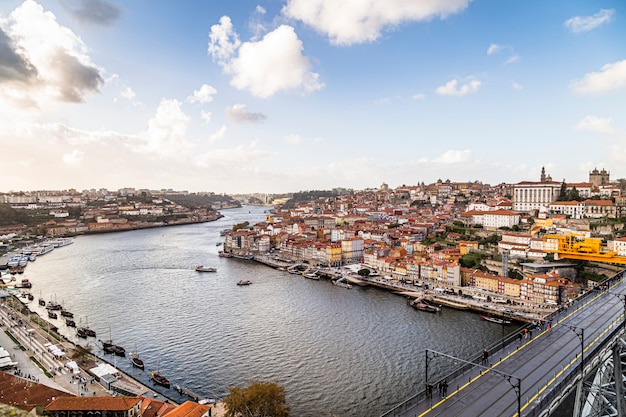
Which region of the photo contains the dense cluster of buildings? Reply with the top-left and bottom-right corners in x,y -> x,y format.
224,168 -> 626,308
0,188 -> 228,236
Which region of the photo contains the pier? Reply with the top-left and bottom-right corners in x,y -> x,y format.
174,384 -> 213,403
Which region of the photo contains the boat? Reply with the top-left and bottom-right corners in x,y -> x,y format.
101,328 -> 125,356
303,272 -> 320,280
131,344 -> 144,369
66,319 -> 76,327
37,245 -> 55,256
46,301 -> 62,311
61,310 -> 74,318
151,370 -> 170,388
237,280 -> 252,286
101,339 -> 126,356
218,251 -> 233,258
481,315 -> 512,325
408,299 -> 441,313
77,326 -> 96,338
195,265 -> 217,272
27,294 -> 34,301
20,279 -> 32,288
216,242 -> 222,246
219,228 -> 231,236
332,280 -> 352,289
38,298 -> 46,306
48,311 -> 58,319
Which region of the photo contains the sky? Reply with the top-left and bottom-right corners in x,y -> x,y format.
0,0 -> 625,194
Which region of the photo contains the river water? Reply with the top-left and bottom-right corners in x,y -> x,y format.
14,205 -> 514,416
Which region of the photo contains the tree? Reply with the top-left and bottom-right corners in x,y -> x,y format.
358,268 -> 371,277
224,381 -> 289,417
557,180 -> 567,201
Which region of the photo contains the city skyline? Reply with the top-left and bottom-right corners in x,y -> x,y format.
0,0 -> 625,194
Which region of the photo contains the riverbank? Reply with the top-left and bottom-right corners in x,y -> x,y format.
0,296 -> 230,415
250,254 -> 546,323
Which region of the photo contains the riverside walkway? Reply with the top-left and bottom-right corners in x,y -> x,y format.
383,271 -> 626,417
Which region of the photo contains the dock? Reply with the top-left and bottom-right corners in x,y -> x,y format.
174,384 -> 211,402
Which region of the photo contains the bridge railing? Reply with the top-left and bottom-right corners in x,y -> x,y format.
524,318 -> 625,417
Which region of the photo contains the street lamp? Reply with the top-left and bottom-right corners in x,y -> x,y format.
565,325 -> 584,374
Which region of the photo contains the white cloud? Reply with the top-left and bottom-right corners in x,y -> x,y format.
432,149 -> 472,164
207,16 -> 241,67
0,0 -> 103,108
208,18 -> 323,98
187,84 -> 218,104
208,125 -> 227,144
571,59 -> 626,95
412,93 -> 425,100
256,5 -> 266,14
62,149 -> 84,166
225,103 -> 267,123
194,140 -> 271,167
574,115 -> 618,135
120,87 -> 136,101
201,111 -> 212,124
505,55 -> 520,64
487,43 -> 501,55
284,134 -> 302,144
231,25 -> 323,98
282,0 -> 470,45
512,82 -> 523,91
436,79 -> 481,96
130,99 -> 190,157
565,9 -> 615,33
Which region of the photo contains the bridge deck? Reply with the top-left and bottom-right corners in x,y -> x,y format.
389,272 -> 626,417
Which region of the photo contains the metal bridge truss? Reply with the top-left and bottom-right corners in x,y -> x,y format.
574,335 -> 626,417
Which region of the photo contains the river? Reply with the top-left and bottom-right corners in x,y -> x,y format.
13,205 -> 516,416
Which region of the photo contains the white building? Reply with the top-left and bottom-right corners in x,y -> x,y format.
512,181 -> 561,213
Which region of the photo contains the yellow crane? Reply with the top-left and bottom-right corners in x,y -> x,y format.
543,234 -> 626,264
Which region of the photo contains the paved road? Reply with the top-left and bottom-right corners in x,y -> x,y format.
397,278 -> 626,417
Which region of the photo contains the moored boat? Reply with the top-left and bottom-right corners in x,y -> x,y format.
151,371 -> 170,388
101,339 -> 126,356
303,271 -> 319,280
481,315 -> 511,325
46,301 -> 62,311
66,319 -> 76,327
218,251 -> 233,258
408,298 -> 441,313
131,353 -> 145,369
48,311 -> 58,319
61,310 -> 74,318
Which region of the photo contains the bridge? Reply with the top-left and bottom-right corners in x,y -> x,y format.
382,270 -> 626,417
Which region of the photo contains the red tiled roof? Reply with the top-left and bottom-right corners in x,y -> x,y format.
163,401 -> 212,417
45,396 -> 142,411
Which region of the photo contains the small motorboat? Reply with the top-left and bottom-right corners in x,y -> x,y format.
195,265 -> 217,272
237,280 -> 252,286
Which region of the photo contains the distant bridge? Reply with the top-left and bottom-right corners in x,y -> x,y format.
382,270 -> 626,417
